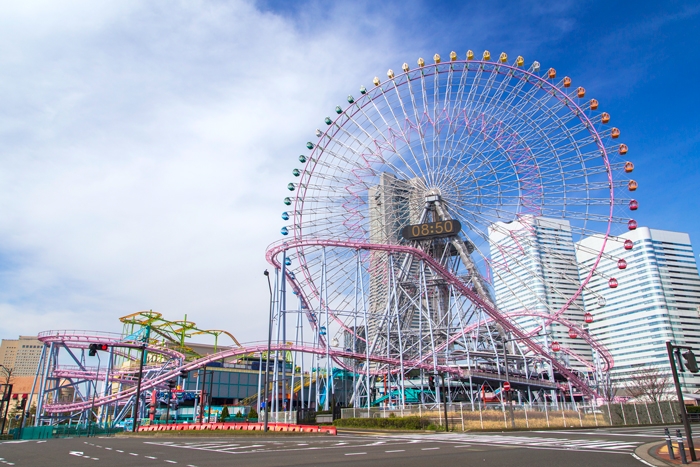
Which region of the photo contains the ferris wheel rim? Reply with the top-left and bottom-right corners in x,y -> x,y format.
287,57 -> 620,320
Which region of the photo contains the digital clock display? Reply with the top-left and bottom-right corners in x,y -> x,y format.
401,220 -> 462,241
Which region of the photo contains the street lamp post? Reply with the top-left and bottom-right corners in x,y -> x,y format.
263,269 -> 274,432
132,343 -> 146,433
88,353 -> 101,436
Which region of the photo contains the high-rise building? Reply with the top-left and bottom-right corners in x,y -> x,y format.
489,215 -> 593,371
0,339 -> 19,370
0,336 -> 44,377
576,227 -> 700,394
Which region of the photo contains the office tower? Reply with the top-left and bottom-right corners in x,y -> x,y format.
489,215 -> 593,372
577,227 -> 700,393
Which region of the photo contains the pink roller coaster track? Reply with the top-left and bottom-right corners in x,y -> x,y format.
266,238 -> 612,399
39,340 -> 459,414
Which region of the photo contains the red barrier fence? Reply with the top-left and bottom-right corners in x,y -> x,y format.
137,422 -> 336,435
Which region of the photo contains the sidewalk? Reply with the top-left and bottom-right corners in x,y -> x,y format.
654,442 -> 700,465
635,440 -> 700,466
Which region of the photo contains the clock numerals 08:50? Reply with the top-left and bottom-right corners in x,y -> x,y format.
401,220 -> 462,240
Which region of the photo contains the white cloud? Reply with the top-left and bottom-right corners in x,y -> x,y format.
0,0 -> 417,340
1,0 -> 608,342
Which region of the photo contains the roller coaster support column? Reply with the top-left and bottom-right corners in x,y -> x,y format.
25,343 -> 46,427
503,334 -> 551,429
503,345 -> 515,429
132,343 -> 146,432
99,346 -> 114,426
34,342 -> 53,426
263,269 -> 273,432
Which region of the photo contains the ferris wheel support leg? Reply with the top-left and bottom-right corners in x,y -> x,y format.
420,261 -> 440,405
389,256 -> 407,409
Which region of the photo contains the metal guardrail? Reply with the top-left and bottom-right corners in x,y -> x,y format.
9,425 -> 124,440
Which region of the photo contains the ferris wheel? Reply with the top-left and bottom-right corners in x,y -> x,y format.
271,50 -> 636,403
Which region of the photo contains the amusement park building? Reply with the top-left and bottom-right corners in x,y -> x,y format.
488,216 -> 594,372
576,227 -> 700,395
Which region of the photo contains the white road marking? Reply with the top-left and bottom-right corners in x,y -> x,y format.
129,452 -> 138,456
421,447 -> 440,451
217,445 -> 264,451
532,430 -> 660,438
164,461 -> 177,464
385,449 -> 405,453
105,447 -> 112,450
116,450 -> 124,453
345,452 -> 366,456
145,456 -> 157,459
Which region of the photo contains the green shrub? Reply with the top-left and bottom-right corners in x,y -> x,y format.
686,405 -> 700,413
333,416 -> 431,430
220,406 -> 229,421
248,407 -> 258,419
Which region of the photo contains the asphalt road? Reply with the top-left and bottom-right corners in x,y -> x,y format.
0,425 -> 673,467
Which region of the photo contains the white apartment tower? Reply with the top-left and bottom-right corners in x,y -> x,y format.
577,227 -> 700,394
488,216 -> 594,372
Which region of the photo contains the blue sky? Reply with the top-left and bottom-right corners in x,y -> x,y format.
0,0 -> 698,341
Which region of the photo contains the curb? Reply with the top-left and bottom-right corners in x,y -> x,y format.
634,441 -> 675,467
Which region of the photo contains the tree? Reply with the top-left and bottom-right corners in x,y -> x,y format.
0,365 -> 14,386
248,407 -> 258,419
220,406 -> 229,422
625,365 -> 670,402
600,372 -> 619,402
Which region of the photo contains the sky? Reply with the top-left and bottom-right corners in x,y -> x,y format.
0,0 -> 698,342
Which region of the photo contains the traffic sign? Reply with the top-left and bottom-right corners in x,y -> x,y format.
503,382 -> 511,391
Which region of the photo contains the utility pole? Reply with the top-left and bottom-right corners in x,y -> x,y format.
437,372 -> 449,432
503,343 -> 516,429
198,366 -> 207,424
264,269 -> 274,432
667,341 -> 696,461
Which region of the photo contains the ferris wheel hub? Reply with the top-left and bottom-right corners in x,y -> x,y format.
425,188 -> 442,202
